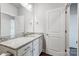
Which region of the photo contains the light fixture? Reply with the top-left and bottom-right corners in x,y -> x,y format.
21,3 -> 32,11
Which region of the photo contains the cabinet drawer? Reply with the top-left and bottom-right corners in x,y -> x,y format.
22,50 -> 32,56
18,43 -> 32,56
33,39 -> 39,46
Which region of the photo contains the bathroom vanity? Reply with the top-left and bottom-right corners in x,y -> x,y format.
0,34 -> 43,56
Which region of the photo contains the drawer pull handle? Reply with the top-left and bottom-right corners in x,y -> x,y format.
24,47 -> 30,51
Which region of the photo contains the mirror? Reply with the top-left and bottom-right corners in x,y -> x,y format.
0,3 -> 33,41
0,13 -> 15,39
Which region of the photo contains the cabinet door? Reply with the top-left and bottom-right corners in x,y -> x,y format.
21,50 -> 32,56
33,39 -> 40,56
33,44 -> 39,56
45,7 -> 65,56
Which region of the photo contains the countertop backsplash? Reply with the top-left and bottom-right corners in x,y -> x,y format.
0,32 -> 43,43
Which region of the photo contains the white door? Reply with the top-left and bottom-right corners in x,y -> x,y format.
45,7 -> 65,56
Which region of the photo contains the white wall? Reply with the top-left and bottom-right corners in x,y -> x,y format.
15,16 -> 24,35
1,3 -> 18,16
0,4 -> 1,34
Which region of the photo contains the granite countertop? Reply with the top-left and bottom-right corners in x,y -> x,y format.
0,34 -> 42,50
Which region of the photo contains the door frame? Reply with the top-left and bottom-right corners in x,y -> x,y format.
65,5 -> 70,56
45,7 -> 66,56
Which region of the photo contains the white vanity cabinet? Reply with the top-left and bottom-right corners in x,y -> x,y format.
0,42 -> 33,56
0,34 -> 43,56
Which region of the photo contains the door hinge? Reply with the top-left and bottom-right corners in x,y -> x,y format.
65,30 -> 67,33
65,49 -> 67,52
